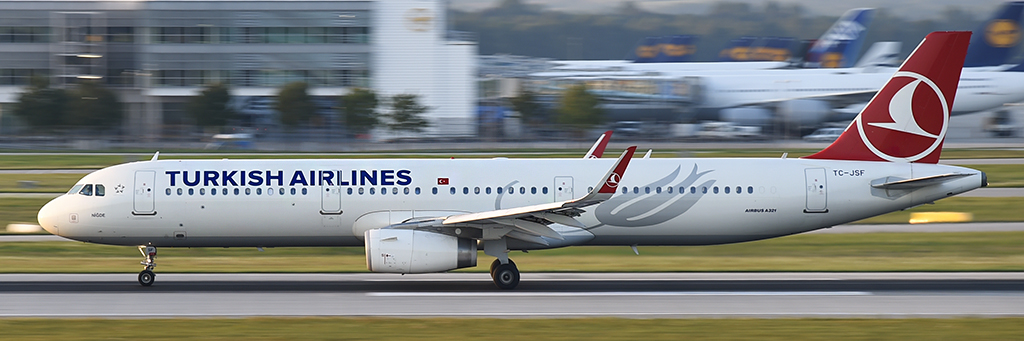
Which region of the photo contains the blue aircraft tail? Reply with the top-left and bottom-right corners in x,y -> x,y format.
805,8 -> 874,68
717,36 -> 757,61
963,1 -> 1024,67
654,35 -> 698,62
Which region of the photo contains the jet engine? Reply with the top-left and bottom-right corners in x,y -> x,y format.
365,229 -> 477,274
776,99 -> 831,126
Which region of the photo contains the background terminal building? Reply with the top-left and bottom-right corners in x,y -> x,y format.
0,0 -> 477,139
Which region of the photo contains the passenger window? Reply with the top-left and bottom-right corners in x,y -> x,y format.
415,187 -> 421,195
432,187 -> 437,195
486,187 -> 492,194
211,188 -> 216,196
463,187 -> 469,195
245,188 -> 251,195
475,187 -> 480,194
359,188 -> 364,195
95,184 -> 105,196
79,184 -> 93,196
667,187 -> 673,194
234,188 -> 240,195
279,188 -> 284,195
497,187 -> 503,194
222,188 -> 228,195
450,187 -> 456,195
290,188 -> 296,195
178,188 -> 183,195
645,187 -> 650,194
701,187 -> 707,194
200,188 -> 206,195
68,184 -> 84,195
189,188 -> 195,195
587,187 -> 593,192
256,188 -> 262,195
656,187 -> 662,194
621,187 -> 627,194
713,187 -> 719,194
370,188 -> 375,195
542,187 -> 548,194
633,187 -> 639,194
165,188 -> 171,196
736,186 -> 742,194
520,187 -> 525,194
747,186 -> 753,194
404,187 -> 410,195
347,188 -> 352,195
725,187 -> 730,194
509,187 -> 514,194
392,187 -> 398,195
380,187 -> 385,195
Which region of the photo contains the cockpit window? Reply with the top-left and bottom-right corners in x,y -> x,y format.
79,184 -> 93,196
68,184 -> 84,195
95,184 -> 105,197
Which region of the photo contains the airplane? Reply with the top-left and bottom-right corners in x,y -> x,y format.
538,3 -> 1024,127
37,31 -> 985,290
548,8 -> 874,72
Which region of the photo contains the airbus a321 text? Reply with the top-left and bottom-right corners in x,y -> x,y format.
38,31 -> 984,289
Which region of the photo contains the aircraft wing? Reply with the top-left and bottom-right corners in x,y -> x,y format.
390,146 -> 637,244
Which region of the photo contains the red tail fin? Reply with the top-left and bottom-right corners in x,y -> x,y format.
804,31 -> 971,163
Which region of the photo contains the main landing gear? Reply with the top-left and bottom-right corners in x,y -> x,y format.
138,245 -> 157,286
490,258 -> 520,290
485,238 -> 520,289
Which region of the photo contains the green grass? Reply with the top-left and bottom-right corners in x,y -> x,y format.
853,197 -> 1024,224
0,173 -> 84,193
0,318 -> 1022,340
0,197 -> 49,229
958,164 -> 1024,188
2,231 -> 1022,273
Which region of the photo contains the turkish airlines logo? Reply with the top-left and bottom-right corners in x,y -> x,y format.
857,71 -> 948,162
605,173 -> 621,188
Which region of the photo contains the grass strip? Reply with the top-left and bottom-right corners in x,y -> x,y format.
0,197 -> 49,229
853,197 -> 1024,224
2,232 -> 1021,273
1,318 -> 1023,340
957,164 -> 1024,188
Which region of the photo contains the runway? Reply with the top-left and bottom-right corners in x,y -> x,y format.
1,273 -> 1022,318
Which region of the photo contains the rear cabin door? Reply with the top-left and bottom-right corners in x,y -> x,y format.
804,168 -> 828,213
133,170 -> 156,215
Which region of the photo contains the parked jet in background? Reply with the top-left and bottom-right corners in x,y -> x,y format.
37,32 -> 983,290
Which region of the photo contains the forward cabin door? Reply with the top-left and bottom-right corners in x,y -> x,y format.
804,168 -> 828,213
554,176 -> 574,202
133,170 -> 156,215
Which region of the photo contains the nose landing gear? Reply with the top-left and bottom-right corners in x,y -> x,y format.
137,245 -> 157,286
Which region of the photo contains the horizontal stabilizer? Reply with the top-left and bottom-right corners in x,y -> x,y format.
871,173 -> 973,190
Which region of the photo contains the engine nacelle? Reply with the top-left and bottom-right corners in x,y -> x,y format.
365,229 -> 477,274
776,99 -> 831,126
720,107 -> 772,126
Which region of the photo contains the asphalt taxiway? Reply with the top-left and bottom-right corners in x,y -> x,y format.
1,273 -> 1022,318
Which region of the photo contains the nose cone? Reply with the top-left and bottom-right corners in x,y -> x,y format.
37,197 -> 62,236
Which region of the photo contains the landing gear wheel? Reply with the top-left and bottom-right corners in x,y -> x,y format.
489,258 -> 516,278
138,270 -> 155,287
492,262 -> 520,290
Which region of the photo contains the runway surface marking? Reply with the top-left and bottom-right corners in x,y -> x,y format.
367,291 -> 872,297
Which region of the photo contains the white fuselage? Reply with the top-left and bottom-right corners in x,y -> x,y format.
38,157 -> 984,249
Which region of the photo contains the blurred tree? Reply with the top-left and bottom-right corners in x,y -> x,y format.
12,76 -> 69,130
339,87 -> 379,136
275,82 -> 316,128
508,87 -> 545,126
556,83 -> 603,134
187,82 -> 234,129
384,94 -> 430,133
67,81 -> 122,131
